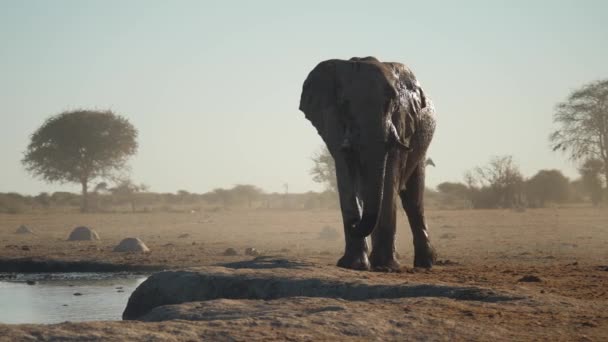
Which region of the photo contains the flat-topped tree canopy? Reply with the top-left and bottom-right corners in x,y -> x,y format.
22,109 -> 138,212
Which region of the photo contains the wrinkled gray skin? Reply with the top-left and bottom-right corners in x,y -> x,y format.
299,57 -> 436,271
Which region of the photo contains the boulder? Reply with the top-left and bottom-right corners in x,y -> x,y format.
244,247 -> 259,256
123,257 -> 519,320
15,225 -> 35,234
113,238 -> 150,253
67,226 -> 100,241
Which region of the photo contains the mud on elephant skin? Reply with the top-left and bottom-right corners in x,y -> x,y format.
298,56 -> 437,271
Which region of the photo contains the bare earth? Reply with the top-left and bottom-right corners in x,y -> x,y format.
0,207 -> 607,341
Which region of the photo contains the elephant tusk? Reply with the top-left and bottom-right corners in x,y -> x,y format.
389,122 -> 412,151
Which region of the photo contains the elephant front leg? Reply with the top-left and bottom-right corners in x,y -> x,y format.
370,153 -> 400,272
335,157 -> 370,271
400,164 -> 436,268
369,198 -> 401,272
337,211 -> 370,271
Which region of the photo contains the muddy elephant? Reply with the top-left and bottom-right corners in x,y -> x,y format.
299,57 -> 436,271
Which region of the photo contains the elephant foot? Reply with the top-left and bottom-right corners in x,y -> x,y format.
369,250 -> 401,272
414,242 -> 436,269
337,252 -> 370,271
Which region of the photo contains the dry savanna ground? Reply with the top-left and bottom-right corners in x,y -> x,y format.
1,207 -> 607,340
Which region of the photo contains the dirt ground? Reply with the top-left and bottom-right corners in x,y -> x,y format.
0,207 -> 607,340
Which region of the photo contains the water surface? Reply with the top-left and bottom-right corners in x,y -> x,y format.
0,273 -> 147,324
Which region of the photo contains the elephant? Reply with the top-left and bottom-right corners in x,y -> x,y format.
298,56 -> 436,271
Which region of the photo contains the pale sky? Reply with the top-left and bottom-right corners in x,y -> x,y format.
1,1 -> 607,195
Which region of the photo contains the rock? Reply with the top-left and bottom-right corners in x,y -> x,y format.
113,238 -> 150,253
318,226 -> 340,240
222,248 -> 238,256
518,275 -> 542,282
73,292 -> 83,296
244,247 -> 259,256
67,226 -> 100,241
178,234 -> 190,239
21,245 -> 30,251
123,257 -> 519,320
26,280 -> 36,285
15,225 -> 34,235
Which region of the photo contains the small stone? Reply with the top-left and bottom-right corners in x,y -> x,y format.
73,292 -> 83,296
245,247 -> 259,256
223,248 -> 238,256
15,225 -> 35,235
26,280 -> 36,285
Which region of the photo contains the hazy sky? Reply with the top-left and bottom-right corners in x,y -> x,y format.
1,1 -> 607,195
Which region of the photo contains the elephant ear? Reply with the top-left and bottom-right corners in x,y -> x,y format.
299,60 -> 339,141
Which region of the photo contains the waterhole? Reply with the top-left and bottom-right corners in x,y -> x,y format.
0,273 -> 147,324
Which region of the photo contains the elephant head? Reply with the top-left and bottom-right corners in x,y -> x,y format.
299,57 -> 420,239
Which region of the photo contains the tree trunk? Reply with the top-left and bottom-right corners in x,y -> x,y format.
81,179 -> 89,213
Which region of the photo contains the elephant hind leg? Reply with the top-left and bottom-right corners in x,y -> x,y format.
400,163 -> 436,268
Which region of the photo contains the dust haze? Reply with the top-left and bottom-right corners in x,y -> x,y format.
1,1 -> 607,341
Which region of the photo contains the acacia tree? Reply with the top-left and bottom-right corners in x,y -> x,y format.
466,155 -> 524,208
550,79 -> 608,198
310,146 -> 337,193
22,110 -> 138,212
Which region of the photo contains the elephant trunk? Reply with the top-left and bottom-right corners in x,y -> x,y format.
347,149 -> 388,238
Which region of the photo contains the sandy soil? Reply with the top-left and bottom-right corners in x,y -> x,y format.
0,207 -> 607,340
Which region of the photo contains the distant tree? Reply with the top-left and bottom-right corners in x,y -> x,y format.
436,182 -> 470,207
437,182 -> 469,198
176,190 -> 193,203
110,179 -> 148,212
525,170 -> 570,207
550,79 -> 608,198
231,184 -> 264,208
34,192 -> 51,208
50,191 -> 80,207
94,182 -> 109,193
466,156 -> 524,208
310,146 -> 337,193
579,159 -> 604,205
22,110 -> 138,212
569,178 -> 586,202
209,188 -> 232,208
